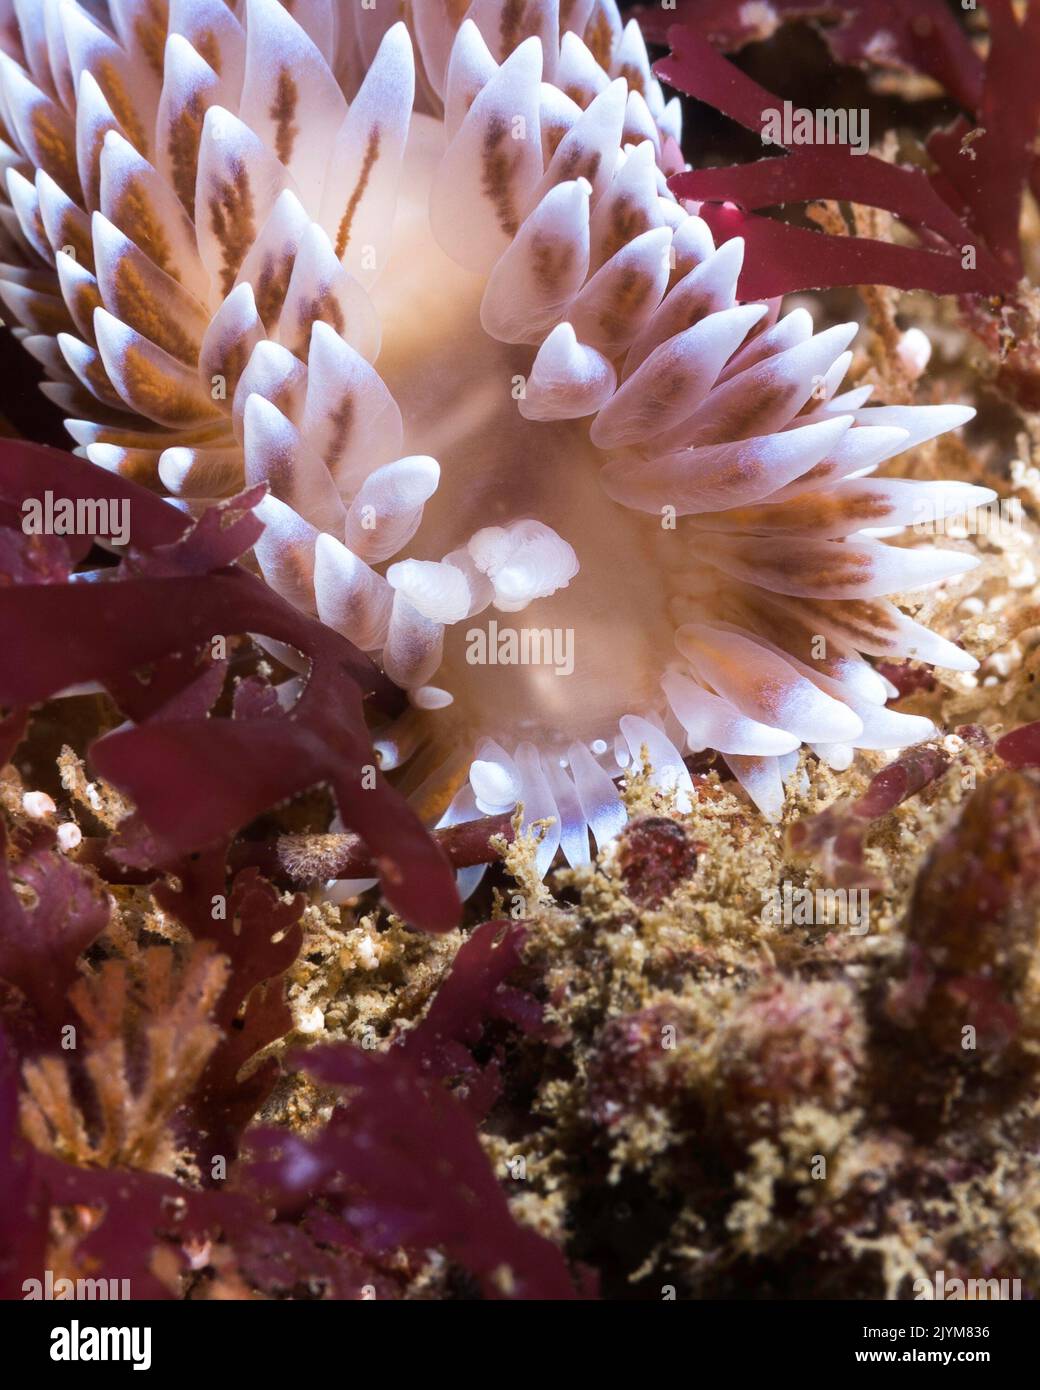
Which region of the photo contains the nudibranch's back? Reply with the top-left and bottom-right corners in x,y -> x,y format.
0,0 -> 989,880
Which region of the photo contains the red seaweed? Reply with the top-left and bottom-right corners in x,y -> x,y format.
649,2 -> 1040,367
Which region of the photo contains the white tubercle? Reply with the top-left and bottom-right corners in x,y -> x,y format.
386,557 -> 474,624
468,519 -> 578,612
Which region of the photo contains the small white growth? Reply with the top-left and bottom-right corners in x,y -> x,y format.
356,935 -> 381,970
22,791 -> 56,819
296,1006 -> 325,1035
896,327 -> 932,379
57,822 -> 83,852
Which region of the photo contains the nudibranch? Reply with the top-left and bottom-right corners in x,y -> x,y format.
0,0 -> 991,878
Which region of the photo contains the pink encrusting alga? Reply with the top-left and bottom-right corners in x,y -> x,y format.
0,0 -> 993,875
